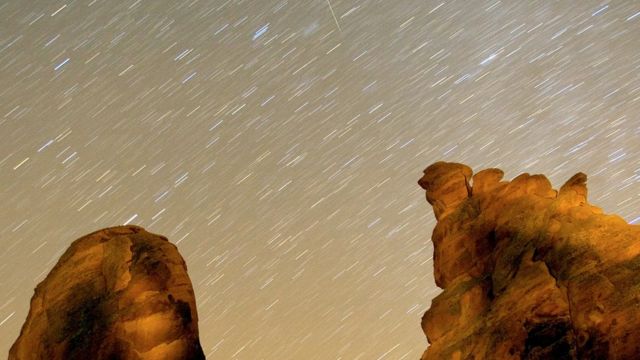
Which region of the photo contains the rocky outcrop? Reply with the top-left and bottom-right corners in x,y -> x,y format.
418,161 -> 640,359
9,225 -> 205,360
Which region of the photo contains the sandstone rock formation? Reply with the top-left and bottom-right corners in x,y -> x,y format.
418,161 -> 640,359
9,225 -> 205,360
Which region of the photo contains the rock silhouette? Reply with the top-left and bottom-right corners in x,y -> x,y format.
9,225 -> 205,360
418,162 -> 640,359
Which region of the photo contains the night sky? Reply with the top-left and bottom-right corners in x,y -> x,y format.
1,0 -> 640,358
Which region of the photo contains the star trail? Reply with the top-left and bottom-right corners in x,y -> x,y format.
1,0 -> 639,358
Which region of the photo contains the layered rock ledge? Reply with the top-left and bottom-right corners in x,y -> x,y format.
9,225 -> 205,360
418,161 -> 640,359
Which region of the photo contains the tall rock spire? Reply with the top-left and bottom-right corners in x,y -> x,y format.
418,162 -> 640,359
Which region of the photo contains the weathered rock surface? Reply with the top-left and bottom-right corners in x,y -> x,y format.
9,225 -> 205,360
418,161 -> 640,359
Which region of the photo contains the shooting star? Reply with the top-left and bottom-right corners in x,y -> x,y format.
326,0 -> 342,34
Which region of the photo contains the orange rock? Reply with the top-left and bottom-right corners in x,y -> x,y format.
419,161 -> 472,221
418,162 -> 640,359
9,225 -> 204,360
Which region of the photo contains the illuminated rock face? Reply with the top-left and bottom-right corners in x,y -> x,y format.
9,225 -> 205,360
418,162 -> 640,360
